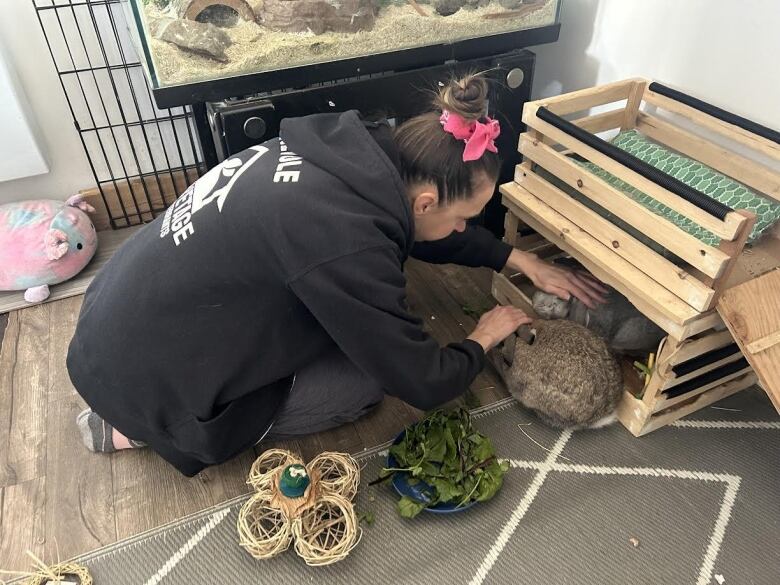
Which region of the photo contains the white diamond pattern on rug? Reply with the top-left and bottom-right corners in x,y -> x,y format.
467,403 -> 780,585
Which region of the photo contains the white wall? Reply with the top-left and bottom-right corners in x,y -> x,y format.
532,0 -> 780,130
0,35 -> 49,183
0,1 -> 95,204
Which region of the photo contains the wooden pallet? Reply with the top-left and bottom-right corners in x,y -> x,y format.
494,78 -> 780,435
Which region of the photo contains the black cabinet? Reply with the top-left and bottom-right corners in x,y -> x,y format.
199,50 -> 536,236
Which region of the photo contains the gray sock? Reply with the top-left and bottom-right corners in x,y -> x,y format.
76,408 -> 146,452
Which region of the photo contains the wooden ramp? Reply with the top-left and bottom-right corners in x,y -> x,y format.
718,269 -> 780,413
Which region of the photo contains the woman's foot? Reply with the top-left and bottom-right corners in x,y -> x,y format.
76,408 -> 146,453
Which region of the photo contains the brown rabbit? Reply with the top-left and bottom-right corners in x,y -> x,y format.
492,319 -> 623,429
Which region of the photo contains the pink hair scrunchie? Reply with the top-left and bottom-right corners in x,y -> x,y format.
439,110 -> 501,162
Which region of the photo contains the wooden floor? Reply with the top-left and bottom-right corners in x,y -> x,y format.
0,260 -> 508,571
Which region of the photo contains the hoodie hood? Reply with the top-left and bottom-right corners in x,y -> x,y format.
280,110 -> 414,255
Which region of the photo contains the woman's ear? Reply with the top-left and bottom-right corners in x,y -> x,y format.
411,191 -> 439,215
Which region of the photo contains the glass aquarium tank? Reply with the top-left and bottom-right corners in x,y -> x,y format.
124,0 -> 561,106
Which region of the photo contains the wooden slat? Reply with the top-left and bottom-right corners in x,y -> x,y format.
621,79 -> 648,131
664,329 -> 735,368
0,225 -> 144,315
627,371 -> 757,436
616,390 -> 652,437
516,164 -> 715,311
533,78 -> 638,116
500,183 -> 699,338
570,109 -> 626,134
660,351 -> 746,391
717,269 -> 780,412
678,311 -> 724,341
640,335 -> 679,405
747,330 -> 780,354
709,210 -> 757,305
503,210 -> 519,247
0,305 -> 50,488
636,112 -> 780,202
523,102 -> 747,241
514,231 -> 544,250
491,272 -> 536,317
644,88 -> 780,163
518,135 -> 731,279
653,366 -> 755,413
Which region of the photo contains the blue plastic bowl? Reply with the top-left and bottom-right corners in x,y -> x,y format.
386,430 -> 477,514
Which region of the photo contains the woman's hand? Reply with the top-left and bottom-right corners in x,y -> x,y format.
506,249 -> 609,309
467,305 -> 532,352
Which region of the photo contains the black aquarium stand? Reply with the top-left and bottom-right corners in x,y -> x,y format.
195,49 -> 537,237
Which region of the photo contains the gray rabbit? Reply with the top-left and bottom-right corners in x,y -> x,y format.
492,319 -> 623,429
531,258 -> 666,356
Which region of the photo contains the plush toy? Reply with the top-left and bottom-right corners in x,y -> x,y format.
0,195 -> 98,303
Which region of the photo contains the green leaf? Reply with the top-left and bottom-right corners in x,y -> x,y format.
462,304 -> 490,320
398,496 -> 427,519
470,436 -> 495,463
358,511 -> 376,526
421,461 -> 441,477
425,429 -> 448,463
475,461 -> 507,502
389,443 -> 408,464
430,477 -> 464,503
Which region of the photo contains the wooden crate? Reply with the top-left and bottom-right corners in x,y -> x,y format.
494,78 -> 780,434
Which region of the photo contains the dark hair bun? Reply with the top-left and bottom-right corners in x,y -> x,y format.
436,73 -> 489,121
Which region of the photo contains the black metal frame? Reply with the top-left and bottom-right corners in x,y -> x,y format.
33,0 -> 204,229
121,0 -> 560,109
204,50 -> 536,236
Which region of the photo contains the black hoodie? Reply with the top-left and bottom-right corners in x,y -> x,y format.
67,111 -> 512,475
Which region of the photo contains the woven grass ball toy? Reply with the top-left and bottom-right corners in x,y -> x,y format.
238,449 -> 361,566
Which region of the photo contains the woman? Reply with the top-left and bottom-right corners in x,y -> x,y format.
68,74 -> 605,476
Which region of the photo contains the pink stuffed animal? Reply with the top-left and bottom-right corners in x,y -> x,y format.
0,195 -> 98,303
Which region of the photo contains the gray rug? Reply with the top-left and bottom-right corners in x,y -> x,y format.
29,389 -> 780,585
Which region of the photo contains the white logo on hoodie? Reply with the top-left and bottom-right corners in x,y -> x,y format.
159,145 -> 269,246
